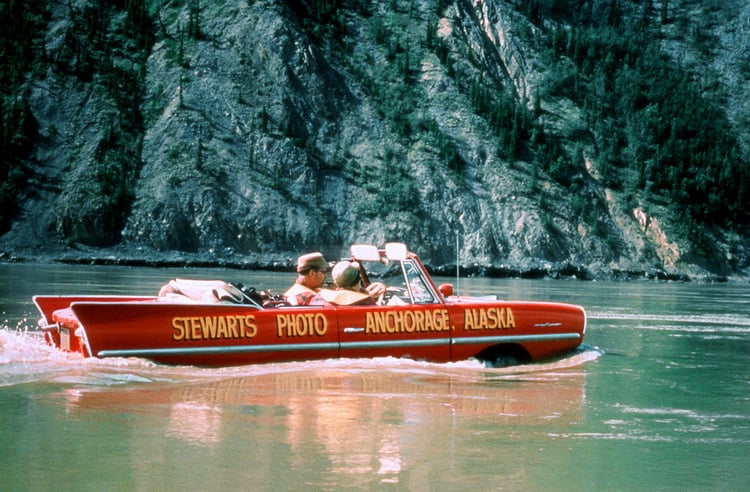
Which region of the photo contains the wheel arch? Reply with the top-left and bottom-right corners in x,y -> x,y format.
475,343 -> 532,368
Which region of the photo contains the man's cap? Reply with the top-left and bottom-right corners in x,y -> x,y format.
297,252 -> 328,272
332,261 -> 361,288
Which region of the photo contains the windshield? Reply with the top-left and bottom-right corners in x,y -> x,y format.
359,258 -> 437,305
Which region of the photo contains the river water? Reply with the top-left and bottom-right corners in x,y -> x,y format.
0,263 -> 748,491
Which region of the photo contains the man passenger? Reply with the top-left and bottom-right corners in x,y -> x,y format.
311,261 -> 386,306
284,252 -> 329,305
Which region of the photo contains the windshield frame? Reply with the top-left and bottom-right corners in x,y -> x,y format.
356,254 -> 443,305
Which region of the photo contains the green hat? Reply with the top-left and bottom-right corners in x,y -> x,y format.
332,261 -> 361,288
296,252 -> 328,272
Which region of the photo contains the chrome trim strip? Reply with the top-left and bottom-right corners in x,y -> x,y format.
98,333 -> 581,358
340,339 -> 450,350
98,342 -> 339,358
451,333 -> 581,345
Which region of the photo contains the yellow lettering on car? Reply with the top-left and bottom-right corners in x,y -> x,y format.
365,309 -> 451,334
463,308 -> 515,331
275,313 -> 328,338
171,315 -> 258,341
172,317 -> 186,341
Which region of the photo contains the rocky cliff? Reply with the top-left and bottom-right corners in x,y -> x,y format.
1,0 -> 748,280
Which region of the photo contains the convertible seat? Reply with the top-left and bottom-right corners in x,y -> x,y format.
158,279 -> 246,304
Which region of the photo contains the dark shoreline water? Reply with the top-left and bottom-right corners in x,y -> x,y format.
0,248 -> 744,283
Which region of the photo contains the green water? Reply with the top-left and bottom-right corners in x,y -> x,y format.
1,264 -> 748,491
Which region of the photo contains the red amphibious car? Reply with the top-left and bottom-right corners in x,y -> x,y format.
34,243 -> 586,367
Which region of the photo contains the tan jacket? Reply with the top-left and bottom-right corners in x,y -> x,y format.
284,283 -> 318,305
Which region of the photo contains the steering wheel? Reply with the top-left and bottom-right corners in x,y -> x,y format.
377,286 -> 406,305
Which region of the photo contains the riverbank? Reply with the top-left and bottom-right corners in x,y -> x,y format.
1,244 -> 744,283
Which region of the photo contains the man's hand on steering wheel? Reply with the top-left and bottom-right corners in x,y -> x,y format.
366,281 -> 387,297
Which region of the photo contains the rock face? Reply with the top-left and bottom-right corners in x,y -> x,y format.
1,0 -> 749,280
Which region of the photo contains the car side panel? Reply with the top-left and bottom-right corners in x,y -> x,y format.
447,301 -> 586,362
71,302 -> 339,366
337,304 -> 452,362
